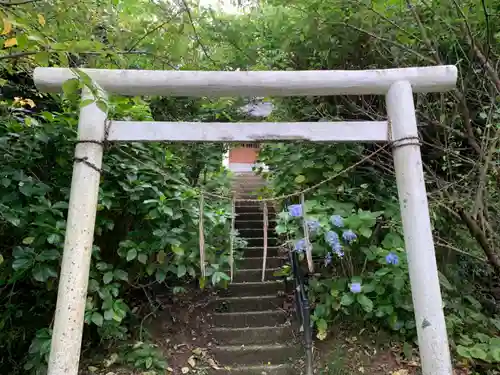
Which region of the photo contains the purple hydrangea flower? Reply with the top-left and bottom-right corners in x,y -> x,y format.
324,252 -> 332,266
294,239 -> 306,253
324,231 -> 339,246
342,230 -> 357,244
288,204 -> 303,217
386,252 -> 399,265
332,242 -> 344,257
350,282 -> 362,293
306,219 -> 321,233
330,215 -> 344,228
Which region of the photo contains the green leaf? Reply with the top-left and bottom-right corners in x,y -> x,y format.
113,269 -> 128,281
47,233 -> 61,244
316,318 -> 328,332
32,264 -> 57,282
177,264 -> 186,278
37,249 -> 59,261
294,175 -> 306,183
456,345 -> 471,358
356,294 -> 373,312
145,357 -> 153,369
91,312 -> 104,327
340,293 -> 354,306
155,269 -> 166,283
126,249 -> 137,261
62,78 -> 80,96
469,346 -> 488,360
359,227 -> 372,238
22,237 -> 35,245
12,257 -> 32,271
403,342 -> 413,360
104,309 -> 114,321
96,100 -> 108,113
490,347 -> 500,362
138,253 -> 148,264
172,246 -> 184,256
103,271 -> 114,284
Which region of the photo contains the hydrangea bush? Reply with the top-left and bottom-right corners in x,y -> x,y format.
276,199 -> 413,340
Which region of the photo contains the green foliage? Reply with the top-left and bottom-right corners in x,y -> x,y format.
121,342 -> 168,371
0,91 -> 234,374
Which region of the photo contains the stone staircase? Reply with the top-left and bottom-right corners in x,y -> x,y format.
208,173 -> 298,375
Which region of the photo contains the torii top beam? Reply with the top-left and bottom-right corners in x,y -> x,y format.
34,65 -> 457,97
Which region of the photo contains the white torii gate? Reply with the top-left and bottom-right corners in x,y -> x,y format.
34,66 -> 457,375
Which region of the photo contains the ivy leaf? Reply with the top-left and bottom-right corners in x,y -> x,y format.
356,294 -> 373,312
103,271 -> 114,284
91,312 -> 104,327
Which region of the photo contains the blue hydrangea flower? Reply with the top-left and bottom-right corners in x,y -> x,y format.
332,242 -> 344,257
350,282 -> 362,293
306,219 -> 321,233
386,252 -> 399,265
294,239 -> 306,253
342,230 -> 357,244
324,252 -> 332,266
324,231 -> 339,246
288,204 -> 303,217
330,215 -> 344,228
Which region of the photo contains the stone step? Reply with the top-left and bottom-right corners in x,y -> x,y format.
211,326 -> 293,345
236,212 -> 265,221
213,296 -> 284,313
243,237 -> 280,247
239,257 -> 283,269
236,220 -> 277,229
202,364 -> 294,375
234,268 -> 281,282
238,228 -> 275,238
211,344 -> 299,366
213,310 -> 287,328
221,281 -> 284,297
242,247 -> 280,258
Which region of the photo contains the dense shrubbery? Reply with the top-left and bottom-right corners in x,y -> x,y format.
0,91 -> 235,373
2,0 -> 500,373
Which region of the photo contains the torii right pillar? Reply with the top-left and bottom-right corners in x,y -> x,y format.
386,80 -> 453,375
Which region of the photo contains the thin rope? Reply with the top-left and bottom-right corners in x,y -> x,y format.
262,201 -> 268,281
200,143 -> 391,202
230,194 -> 235,282
74,119 -> 113,174
199,193 -> 206,278
301,193 -> 314,273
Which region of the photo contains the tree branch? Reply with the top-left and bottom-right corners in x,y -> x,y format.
457,207 -> 500,274
0,0 -> 38,5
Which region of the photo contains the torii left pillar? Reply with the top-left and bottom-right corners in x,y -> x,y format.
47,88 -> 107,375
